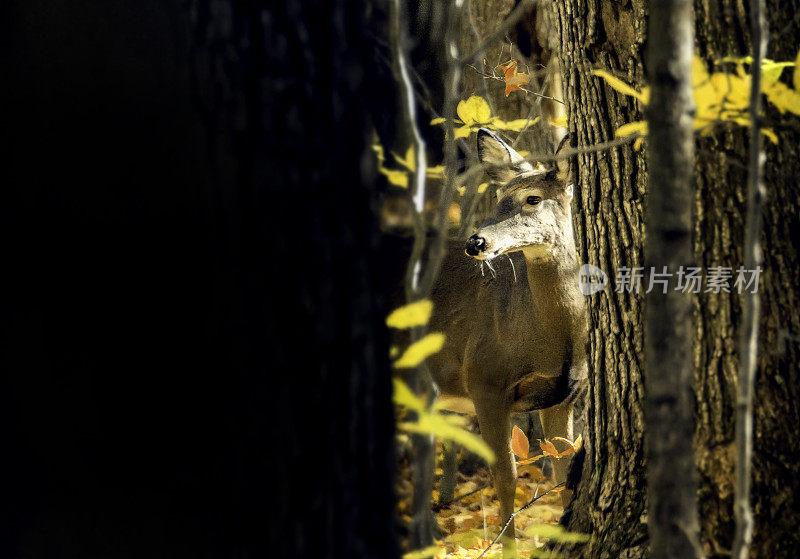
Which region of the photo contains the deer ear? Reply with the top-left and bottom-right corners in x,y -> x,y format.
477,128 -> 533,184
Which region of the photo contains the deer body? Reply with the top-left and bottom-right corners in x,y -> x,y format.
427,129 -> 587,556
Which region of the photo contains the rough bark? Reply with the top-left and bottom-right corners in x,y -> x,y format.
554,0 -> 800,557
693,1 -> 800,557
555,1 -> 650,557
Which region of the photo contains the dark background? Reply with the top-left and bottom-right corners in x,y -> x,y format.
1,1 -> 397,557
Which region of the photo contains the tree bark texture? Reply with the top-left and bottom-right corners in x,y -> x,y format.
693,1 -> 800,557
554,0 -> 800,557
555,1 -> 650,557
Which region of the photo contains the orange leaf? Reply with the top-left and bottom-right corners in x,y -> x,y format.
510,425 -> 529,459
516,453 -> 544,466
550,485 -> 566,493
552,436 -> 577,457
500,60 -> 530,96
539,439 -> 559,457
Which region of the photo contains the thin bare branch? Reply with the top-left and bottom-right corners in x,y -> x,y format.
390,0 -> 427,297
733,0 -> 767,555
460,0 -> 535,66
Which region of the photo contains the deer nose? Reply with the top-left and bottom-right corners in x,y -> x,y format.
465,234 -> 486,256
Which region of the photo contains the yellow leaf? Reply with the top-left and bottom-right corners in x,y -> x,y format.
761,128 -> 778,144
426,165 -> 444,179
430,117 -> 446,125
794,49 -> 800,91
525,524 -> 589,543
392,378 -> 425,412
379,166 -> 409,187
614,121 -> 648,137
549,115 -> 568,128
495,117 -> 540,131
591,69 -> 649,104
456,95 -> 492,125
386,299 -> 434,329
392,146 -> 415,171
401,413 -> 495,463
454,125 -> 473,139
763,61 -> 794,85
764,80 -> 800,115
372,143 -> 385,163
633,137 -> 644,151
477,182 -> 488,194
511,425 -> 529,459
394,332 -> 446,368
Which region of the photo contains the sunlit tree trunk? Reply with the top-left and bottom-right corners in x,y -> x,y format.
554,1 -> 649,557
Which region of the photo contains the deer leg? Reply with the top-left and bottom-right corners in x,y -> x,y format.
474,396 -> 517,558
539,399 -> 575,507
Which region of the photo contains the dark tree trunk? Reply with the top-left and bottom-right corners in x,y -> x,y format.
1,2 -> 398,558
554,0 -> 800,557
645,0 -> 701,557
693,1 -> 800,557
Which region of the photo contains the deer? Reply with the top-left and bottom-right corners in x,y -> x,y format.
426,128 -> 587,556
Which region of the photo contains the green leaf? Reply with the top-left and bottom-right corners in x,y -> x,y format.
394,332 -> 446,368
386,300 -> 434,329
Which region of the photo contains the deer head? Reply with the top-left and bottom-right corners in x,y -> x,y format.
466,128 -> 576,265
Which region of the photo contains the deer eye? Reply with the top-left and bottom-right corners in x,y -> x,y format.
526,196 -> 542,206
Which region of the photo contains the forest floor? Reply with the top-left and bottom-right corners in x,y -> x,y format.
397,439 -> 565,558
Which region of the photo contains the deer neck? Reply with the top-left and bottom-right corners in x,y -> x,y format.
521,244 -> 581,319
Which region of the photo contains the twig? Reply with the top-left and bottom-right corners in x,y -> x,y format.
432,480 -> 493,511
475,482 -> 566,559
418,0 -> 464,295
466,64 -> 565,105
390,0 -> 427,297
460,0 -> 536,66
455,133 -> 641,190
733,0 -> 767,555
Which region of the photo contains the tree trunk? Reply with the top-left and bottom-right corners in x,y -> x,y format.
554,0 -> 800,557
645,0 -> 701,557
1,1 -> 399,557
554,1 -> 650,557
693,1 -> 800,557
